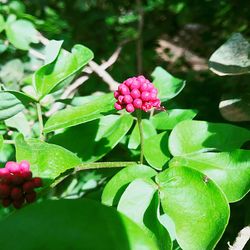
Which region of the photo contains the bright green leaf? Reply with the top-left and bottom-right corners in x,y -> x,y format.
151,67 -> 185,102
170,149 -> 250,202
144,132 -> 170,170
128,119 -> 156,149
209,33 -> 250,75
44,40 -> 63,64
169,120 -> 250,156
44,93 -> 115,133
49,114 -> 133,162
15,134 -> 81,185
151,109 -> 197,130
5,19 -> 39,50
0,135 -> 3,150
102,164 -> 157,206
156,166 -> 229,250
0,199 -> 159,250
34,44 -> 93,99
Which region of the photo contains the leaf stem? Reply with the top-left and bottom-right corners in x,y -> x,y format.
36,103 -> 45,141
136,110 -> 144,164
3,140 -> 15,144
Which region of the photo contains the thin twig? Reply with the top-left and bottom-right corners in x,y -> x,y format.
228,226 -> 250,250
3,140 -> 15,144
136,110 -> 144,164
36,103 -> 45,140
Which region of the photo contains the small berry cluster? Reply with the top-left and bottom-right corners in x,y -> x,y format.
114,75 -> 163,113
0,161 -> 42,209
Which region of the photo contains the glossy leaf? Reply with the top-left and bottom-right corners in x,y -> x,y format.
157,166 -> 229,250
170,149 -> 250,202
144,132 -> 170,170
15,134 -> 81,184
209,33 -> 250,75
169,120 -> 250,156
34,44 -> 93,99
44,93 -> 115,133
44,40 -> 63,64
151,109 -> 197,130
49,114 -> 133,162
5,19 -> 39,50
102,165 -> 157,206
0,199 -> 159,250
128,119 -> 156,149
151,67 -> 185,102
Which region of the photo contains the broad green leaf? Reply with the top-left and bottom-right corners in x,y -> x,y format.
49,114 -> 133,162
0,199 -> 159,250
0,40 -> 8,54
0,91 -> 35,121
44,93 -> 115,133
5,112 -> 31,137
170,150 -> 250,202
44,40 -> 63,64
169,120 -> 250,156
5,19 -> 39,50
128,119 -> 156,149
57,95 -> 102,106
118,179 -> 172,250
209,33 -> 250,75
151,67 -> 185,102
15,134 -> 81,185
144,132 -> 170,170
34,44 -> 93,99
156,166 -> 229,250
0,15 -> 5,33
102,164 -> 157,206
0,135 -> 3,150
151,109 -> 197,130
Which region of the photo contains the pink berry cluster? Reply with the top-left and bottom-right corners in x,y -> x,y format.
0,161 -> 42,209
114,75 -> 163,113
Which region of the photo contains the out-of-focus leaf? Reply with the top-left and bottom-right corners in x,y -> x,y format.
44,93 -> 115,133
151,109 -> 197,130
157,167 -> 229,250
169,120 -> 250,156
5,19 -> 39,50
49,114 -> 133,162
0,135 -> 3,150
15,134 -> 81,185
170,149 -> 250,202
151,67 -> 185,102
0,199 -> 160,250
209,33 -> 250,75
34,44 -> 93,99
0,15 -> 5,33
128,119 -> 156,149
102,165 -> 157,206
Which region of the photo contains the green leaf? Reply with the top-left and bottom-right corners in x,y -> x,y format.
0,91 -> 35,121
15,134 -> 81,185
209,33 -> 250,75
156,166 -> 230,250
118,179 -> 172,250
151,67 -> 185,102
49,114 -> 133,162
34,44 -> 94,99
44,93 -> 115,133
169,120 -> 250,156
170,149 -> 250,202
102,164 -> 157,206
5,19 -> 39,50
144,132 -> 170,170
0,135 -> 3,150
0,15 -> 5,33
44,40 -> 64,64
0,199 -> 159,250
151,109 -> 197,130
128,119 -> 156,149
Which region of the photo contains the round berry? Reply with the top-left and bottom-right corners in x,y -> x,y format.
19,160 -> 30,172
5,161 -> 20,174
151,88 -> 158,94
149,92 -> 157,101
0,183 -> 10,198
25,191 -> 36,203
124,78 -> 133,87
114,102 -> 122,110
140,82 -> 148,92
20,171 -> 32,181
133,99 -> 142,109
118,95 -> 124,104
142,102 -> 153,112
11,173 -> 23,185
2,198 -> 11,207
114,91 -> 119,99
11,187 -> 23,200
0,168 -> 10,183
13,198 -> 24,209
130,80 -> 141,89
137,75 -> 146,83
23,181 -> 34,193
147,83 -> 154,91
123,95 -> 133,104
118,84 -> 130,95
126,104 -> 135,113
141,91 -> 151,102
130,89 -> 140,99
32,177 -> 42,188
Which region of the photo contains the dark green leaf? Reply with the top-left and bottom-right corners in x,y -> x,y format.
156,166 -> 229,250
0,15 -> 5,33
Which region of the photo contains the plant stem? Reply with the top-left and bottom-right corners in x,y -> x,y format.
136,110 -> 144,164
3,140 -> 15,144
36,103 -> 45,141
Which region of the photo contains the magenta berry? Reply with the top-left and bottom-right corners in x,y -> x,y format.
32,177 -> 42,188
19,160 -> 30,172
0,183 -> 11,198
11,187 -> 23,200
5,161 -> 19,174
23,181 -> 35,193
25,191 -> 36,203
114,75 -> 164,113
